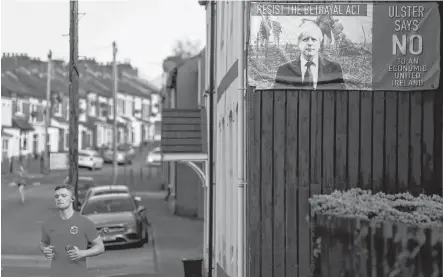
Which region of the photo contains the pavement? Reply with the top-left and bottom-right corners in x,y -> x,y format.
1,149 -> 204,277
143,192 -> 204,277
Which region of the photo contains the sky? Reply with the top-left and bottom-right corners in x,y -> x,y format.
1,0 -> 207,83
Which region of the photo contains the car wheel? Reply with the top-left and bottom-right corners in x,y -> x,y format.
143,228 -> 149,243
136,231 -> 146,248
89,164 -> 95,171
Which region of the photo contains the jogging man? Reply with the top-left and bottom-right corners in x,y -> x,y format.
16,163 -> 28,204
40,184 -> 105,277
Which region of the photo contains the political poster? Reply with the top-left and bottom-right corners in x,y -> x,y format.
248,2 -> 440,91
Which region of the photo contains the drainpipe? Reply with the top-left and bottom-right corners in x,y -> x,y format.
237,1 -> 246,277
207,1 -> 216,277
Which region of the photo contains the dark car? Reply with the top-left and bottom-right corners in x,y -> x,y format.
103,144 -> 136,165
80,193 -> 150,247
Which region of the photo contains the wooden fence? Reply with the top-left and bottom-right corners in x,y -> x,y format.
246,88 -> 442,277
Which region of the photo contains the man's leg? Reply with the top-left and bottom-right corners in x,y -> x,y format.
18,185 -> 25,203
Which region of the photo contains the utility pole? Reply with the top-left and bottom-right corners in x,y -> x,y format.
69,0 -> 80,210
44,50 -> 52,173
112,41 -> 118,186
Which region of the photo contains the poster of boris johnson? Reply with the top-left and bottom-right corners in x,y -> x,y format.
248,2 -> 440,91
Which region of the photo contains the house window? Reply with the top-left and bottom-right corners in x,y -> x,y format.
142,102 -> 150,119
30,104 -> 37,123
64,131 -> 69,150
55,102 -> 62,116
2,139 -> 9,160
126,99 -> 132,117
99,102 -> 108,118
97,126 -> 103,147
117,98 -> 125,116
107,128 -> 113,146
88,95 -> 96,117
108,100 -> 114,119
16,99 -> 23,114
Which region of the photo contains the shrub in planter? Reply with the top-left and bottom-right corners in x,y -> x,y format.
308,188 -> 443,277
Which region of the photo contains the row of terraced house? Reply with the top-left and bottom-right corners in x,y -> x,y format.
1,53 -> 162,167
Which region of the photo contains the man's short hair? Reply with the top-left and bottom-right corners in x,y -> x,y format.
297,21 -> 323,43
55,184 -> 75,195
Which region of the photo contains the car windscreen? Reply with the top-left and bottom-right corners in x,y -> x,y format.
82,198 -> 134,215
94,190 -> 127,196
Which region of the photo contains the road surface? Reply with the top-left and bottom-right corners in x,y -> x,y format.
1,153 -> 164,277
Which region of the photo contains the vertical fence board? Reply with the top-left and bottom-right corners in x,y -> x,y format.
397,92 -> 410,192
385,92 -> 398,193
348,91 -> 360,188
309,183 -> 322,274
323,92 -> 335,193
298,186 -> 311,277
409,92 -> 422,195
273,90 -> 286,277
360,91 -> 373,189
285,90 -> 299,277
373,92 -> 385,192
298,91 -> 311,277
310,91 -> 323,185
336,91 -> 348,189
422,91 -> 435,194
299,91 -> 311,188
436,90 -> 443,197
261,91 -> 274,277
248,89 -> 262,277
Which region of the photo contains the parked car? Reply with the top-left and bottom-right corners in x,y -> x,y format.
78,150 -> 104,171
80,193 -> 150,247
145,147 -> 162,167
84,185 -> 141,203
103,144 -> 136,165
64,176 -> 102,206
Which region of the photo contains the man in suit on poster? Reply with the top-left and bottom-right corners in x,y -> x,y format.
273,21 -> 346,90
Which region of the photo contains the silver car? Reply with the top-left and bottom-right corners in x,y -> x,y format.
145,147 -> 162,167
80,193 -> 150,247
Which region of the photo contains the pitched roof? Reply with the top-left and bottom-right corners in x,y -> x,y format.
14,70 -> 48,99
1,56 -> 160,100
1,72 -> 37,98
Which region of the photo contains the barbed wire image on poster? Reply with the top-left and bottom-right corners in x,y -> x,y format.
248,3 -> 373,90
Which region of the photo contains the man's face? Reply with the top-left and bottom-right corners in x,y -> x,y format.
298,28 -> 321,59
54,188 -> 73,210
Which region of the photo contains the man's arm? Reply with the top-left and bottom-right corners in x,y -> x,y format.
83,217 -> 105,257
40,224 -> 50,251
81,236 -> 104,258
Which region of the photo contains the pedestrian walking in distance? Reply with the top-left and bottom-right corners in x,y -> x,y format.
40,184 -> 105,277
16,163 -> 28,204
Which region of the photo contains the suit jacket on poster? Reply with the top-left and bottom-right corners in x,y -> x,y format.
273,55 -> 346,90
